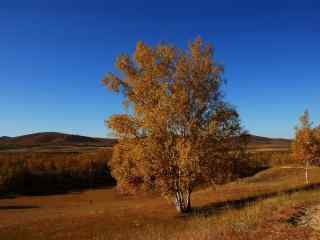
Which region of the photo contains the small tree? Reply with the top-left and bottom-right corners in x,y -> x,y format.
102,38 -> 246,213
292,110 -> 320,184
313,126 -> 320,165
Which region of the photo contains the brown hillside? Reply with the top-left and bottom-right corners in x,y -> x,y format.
246,134 -> 292,151
0,132 -> 291,152
0,132 -> 117,148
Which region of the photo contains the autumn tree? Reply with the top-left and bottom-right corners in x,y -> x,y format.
102,38 -> 247,213
292,110 -> 320,184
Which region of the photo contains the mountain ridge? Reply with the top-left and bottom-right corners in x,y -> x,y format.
0,132 -> 291,151
0,132 -> 117,148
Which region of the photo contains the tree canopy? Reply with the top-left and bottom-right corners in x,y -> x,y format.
102,38 -> 246,213
292,110 -> 320,183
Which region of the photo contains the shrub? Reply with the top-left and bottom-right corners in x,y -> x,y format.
0,149 -> 115,195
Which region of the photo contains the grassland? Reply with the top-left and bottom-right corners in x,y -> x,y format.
0,166 -> 320,240
1,132 -> 315,239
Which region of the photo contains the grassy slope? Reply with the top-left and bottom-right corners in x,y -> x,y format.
0,166 -> 320,239
246,135 -> 291,152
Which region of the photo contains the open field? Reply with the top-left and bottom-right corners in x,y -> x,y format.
0,132 -> 311,239
1,166 -> 320,240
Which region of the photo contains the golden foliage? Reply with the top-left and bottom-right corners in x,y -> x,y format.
103,38 -> 246,212
292,110 -> 320,166
0,150 -> 114,194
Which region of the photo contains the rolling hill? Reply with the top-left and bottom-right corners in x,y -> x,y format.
246,134 -> 292,151
0,132 -> 291,152
0,132 -> 117,152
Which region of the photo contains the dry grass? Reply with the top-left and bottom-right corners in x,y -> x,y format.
0,166 -> 320,239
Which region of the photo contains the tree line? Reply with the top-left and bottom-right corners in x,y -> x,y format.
0,150 -> 114,195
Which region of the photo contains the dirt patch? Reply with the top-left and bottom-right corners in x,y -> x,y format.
284,203 -> 320,233
299,204 -> 320,232
285,207 -> 308,226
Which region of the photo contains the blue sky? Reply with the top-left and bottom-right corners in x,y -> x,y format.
1,0 -> 320,138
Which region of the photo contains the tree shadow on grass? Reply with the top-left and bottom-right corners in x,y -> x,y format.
0,205 -> 40,210
187,182 -> 320,218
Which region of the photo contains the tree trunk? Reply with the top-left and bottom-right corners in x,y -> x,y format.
175,192 -> 183,213
175,190 -> 191,213
305,160 -> 309,185
186,190 -> 191,210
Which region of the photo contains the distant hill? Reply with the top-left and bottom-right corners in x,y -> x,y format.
0,132 -> 117,152
0,132 -> 291,152
246,134 -> 292,152
0,136 -> 12,142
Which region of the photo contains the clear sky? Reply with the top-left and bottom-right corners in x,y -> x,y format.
1,0 -> 319,138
